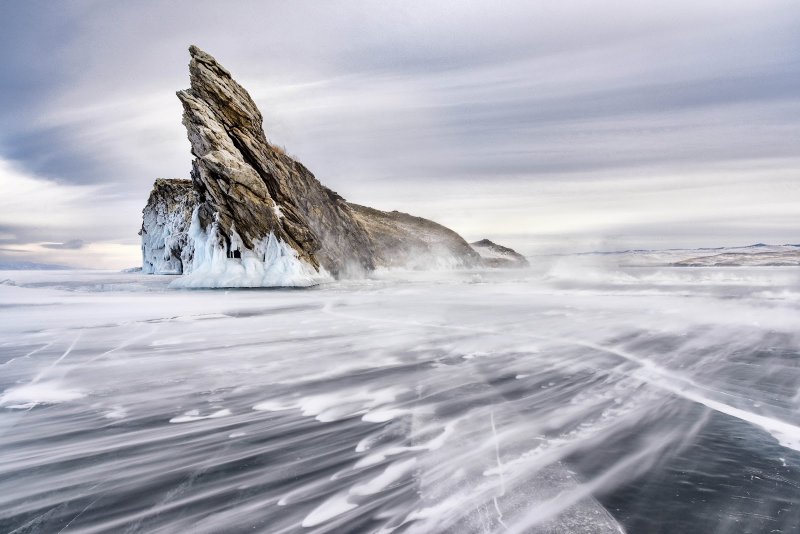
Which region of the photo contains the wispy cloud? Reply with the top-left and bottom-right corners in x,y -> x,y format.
41,239 -> 86,250
1,0 -> 799,265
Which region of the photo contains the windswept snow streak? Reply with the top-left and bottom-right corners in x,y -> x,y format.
1,262 -> 799,533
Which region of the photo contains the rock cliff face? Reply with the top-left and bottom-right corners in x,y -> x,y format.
140,179 -> 197,274
141,46 -> 520,286
349,204 -> 481,269
177,45 -> 374,278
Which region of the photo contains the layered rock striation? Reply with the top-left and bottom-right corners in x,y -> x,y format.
141,46 -> 524,286
177,45 -> 374,278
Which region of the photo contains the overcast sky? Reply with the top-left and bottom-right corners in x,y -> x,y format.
1,0 -> 799,268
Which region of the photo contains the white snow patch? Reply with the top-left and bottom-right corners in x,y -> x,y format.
253,386 -> 408,423
301,490 -> 358,527
169,408 -> 231,423
252,400 -> 295,412
354,418 -> 461,468
0,382 -> 85,407
349,457 -> 417,496
104,406 -> 128,420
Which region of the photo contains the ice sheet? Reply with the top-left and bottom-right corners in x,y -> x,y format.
1,259 -> 799,533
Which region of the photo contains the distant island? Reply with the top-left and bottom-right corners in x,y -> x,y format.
140,47 -> 526,287
673,244 -> 800,267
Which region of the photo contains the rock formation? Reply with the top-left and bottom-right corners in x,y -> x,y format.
349,204 -> 481,269
141,46 -> 524,286
140,179 -> 197,274
470,239 -> 529,268
177,45 -> 374,278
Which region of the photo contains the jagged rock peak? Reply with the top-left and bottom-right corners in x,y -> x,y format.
175,45 -> 376,277
183,45 -> 264,140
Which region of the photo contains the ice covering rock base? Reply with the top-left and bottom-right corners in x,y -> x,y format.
140,179 -> 197,274
171,210 -> 326,288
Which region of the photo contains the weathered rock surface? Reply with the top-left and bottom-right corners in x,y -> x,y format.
470,239 -> 529,268
177,45 -> 375,276
349,204 -> 481,269
141,46 -> 521,285
140,179 -> 197,274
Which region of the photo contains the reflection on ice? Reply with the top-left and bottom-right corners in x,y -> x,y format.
0,260 -> 799,533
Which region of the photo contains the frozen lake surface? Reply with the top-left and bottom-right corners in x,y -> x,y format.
1,259 -> 799,533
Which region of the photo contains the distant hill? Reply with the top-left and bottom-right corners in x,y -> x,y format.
673,249 -> 800,267
469,239 -> 529,268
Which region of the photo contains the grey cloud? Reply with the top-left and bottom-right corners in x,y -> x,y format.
0,210 -> 136,247
0,224 -> 54,246
6,2 -> 800,187
41,239 -> 86,250
1,0 -> 799,267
